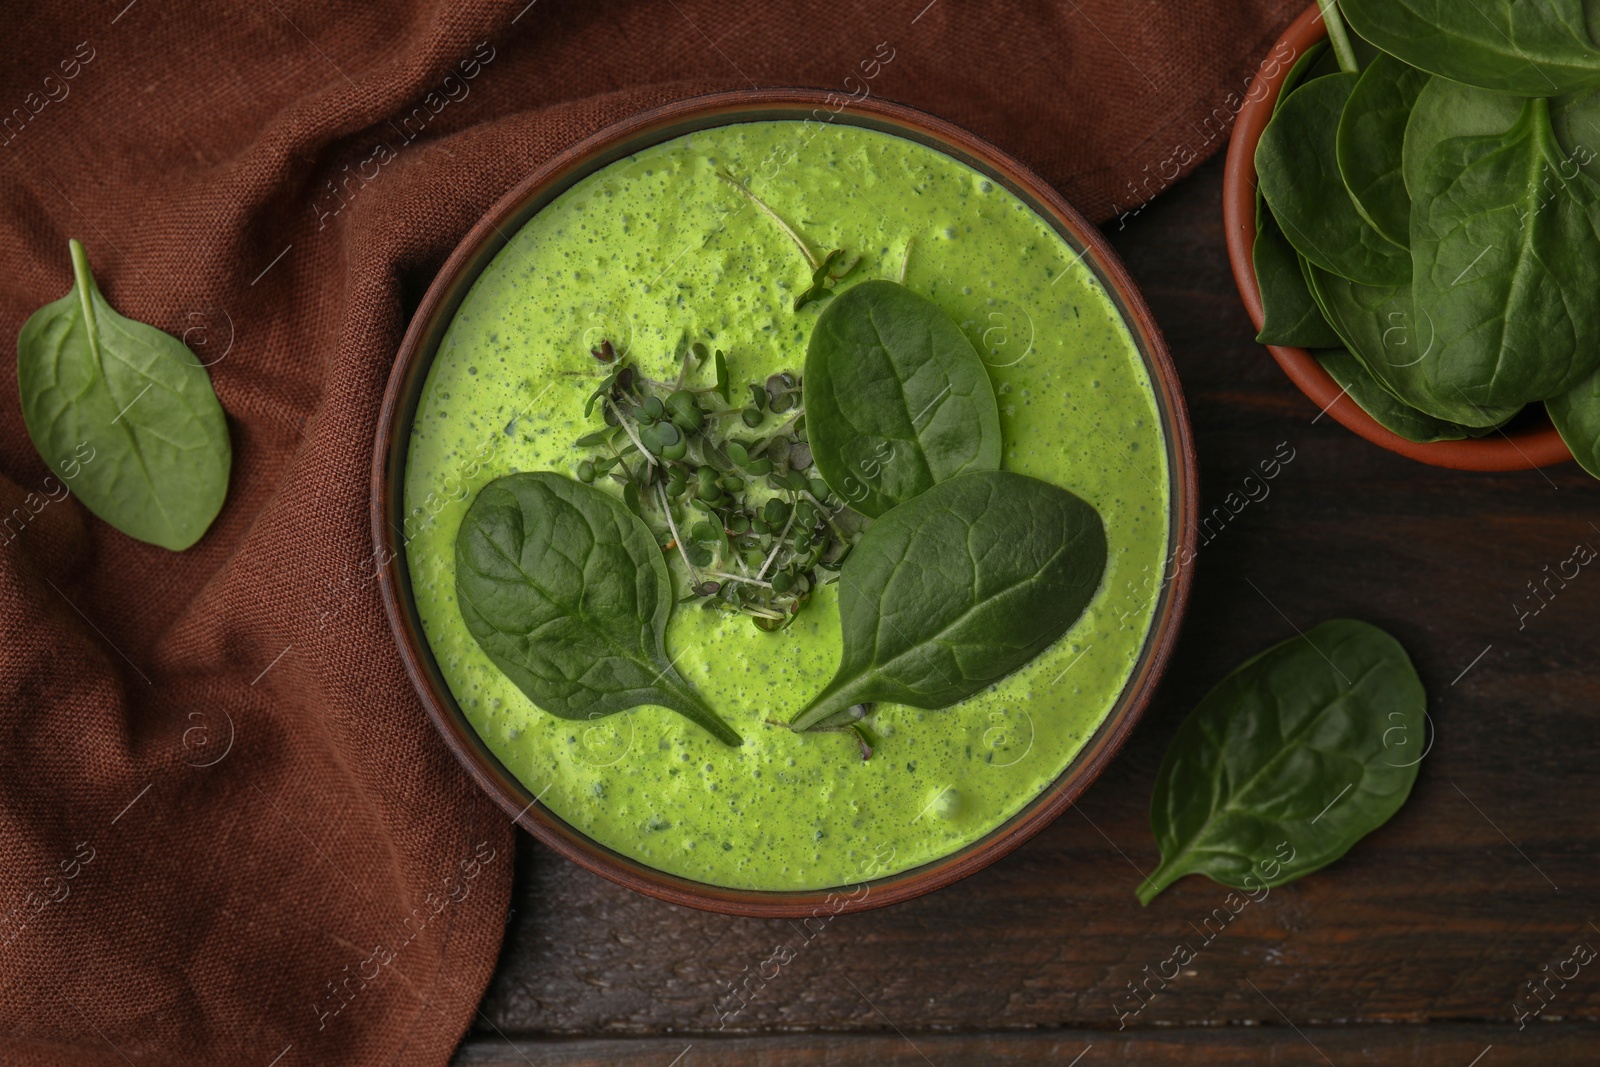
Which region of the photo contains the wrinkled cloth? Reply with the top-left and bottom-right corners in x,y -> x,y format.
0,0 -> 1303,1063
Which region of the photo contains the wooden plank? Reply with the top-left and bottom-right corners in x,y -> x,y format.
456,1025 -> 1595,1065
476,157 -> 1600,1038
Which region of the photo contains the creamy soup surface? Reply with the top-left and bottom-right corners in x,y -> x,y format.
405,120 -> 1170,890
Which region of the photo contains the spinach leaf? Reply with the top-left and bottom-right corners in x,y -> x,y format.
1254,200 -> 1342,348
1410,96 -> 1600,411
1140,619 -> 1424,905
455,471 -> 741,747
1304,262 -> 1522,427
1314,348 -> 1496,443
1257,74 -> 1410,287
1549,367 -> 1600,478
1337,52 -> 1429,247
1296,24 -> 1380,83
803,280 -> 1001,518
1400,76 -> 1524,200
789,470 -> 1105,732
1552,85 -> 1600,184
1249,42 -> 1347,351
1277,40 -> 1330,109
16,239 -> 230,551
1340,0 -> 1600,97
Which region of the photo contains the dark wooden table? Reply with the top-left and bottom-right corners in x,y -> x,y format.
453,154 -> 1600,1066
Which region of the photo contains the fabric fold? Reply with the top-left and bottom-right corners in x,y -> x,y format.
0,1 -> 1302,1063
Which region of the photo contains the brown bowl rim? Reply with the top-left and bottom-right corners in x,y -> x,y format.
372,88 -> 1200,917
1222,2 -> 1574,472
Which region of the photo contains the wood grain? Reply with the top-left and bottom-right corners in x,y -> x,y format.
457,1026 -> 1594,1065
465,156 -> 1600,1059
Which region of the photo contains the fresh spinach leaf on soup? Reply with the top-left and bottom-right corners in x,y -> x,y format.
455,472 -> 741,747
803,280 -> 1001,518
789,470 -> 1106,734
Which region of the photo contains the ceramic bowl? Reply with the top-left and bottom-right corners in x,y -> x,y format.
373,88 -> 1198,916
1222,3 -> 1573,471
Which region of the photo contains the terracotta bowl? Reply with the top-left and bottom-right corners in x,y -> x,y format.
372,88 -> 1198,917
1222,3 -> 1573,471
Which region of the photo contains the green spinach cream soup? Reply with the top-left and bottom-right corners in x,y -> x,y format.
404,120 -> 1170,891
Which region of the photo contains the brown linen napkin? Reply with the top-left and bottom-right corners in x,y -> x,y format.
0,0 -> 1302,1063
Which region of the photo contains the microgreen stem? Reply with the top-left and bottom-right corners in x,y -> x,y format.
850,722 -> 874,761
637,375 -> 723,399
756,493 -> 798,581
656,483 -> 701,585
717,170 -> 821,270
800,490 -> 849,543
704,569 -> 774,590
673,348 -> 696,391
604,397 -> 656,469
1317,0 -> 1359,74
806,703 -> 868,730
606,443 -> 637,484
898,236 -> 914,285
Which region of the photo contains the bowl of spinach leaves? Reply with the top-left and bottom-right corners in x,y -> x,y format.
1223,1 -> 1599,477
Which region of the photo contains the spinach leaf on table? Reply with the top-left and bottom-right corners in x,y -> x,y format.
1305,263 -> 1522,428
789,470 -> 1105,732
1341,0 -> 1600,97
16,239 -> 231,551
1314,348 -> 1495,443
1337,52 -> 1429,247
1410,95 -> 1600,411
1140,619 -> 1424,904
455,472 -> 741,747
803,280 -> 1001,518
1257,73 -> 1410,287
1254,201 -> 1342,348
1549,367 -> 1600,478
